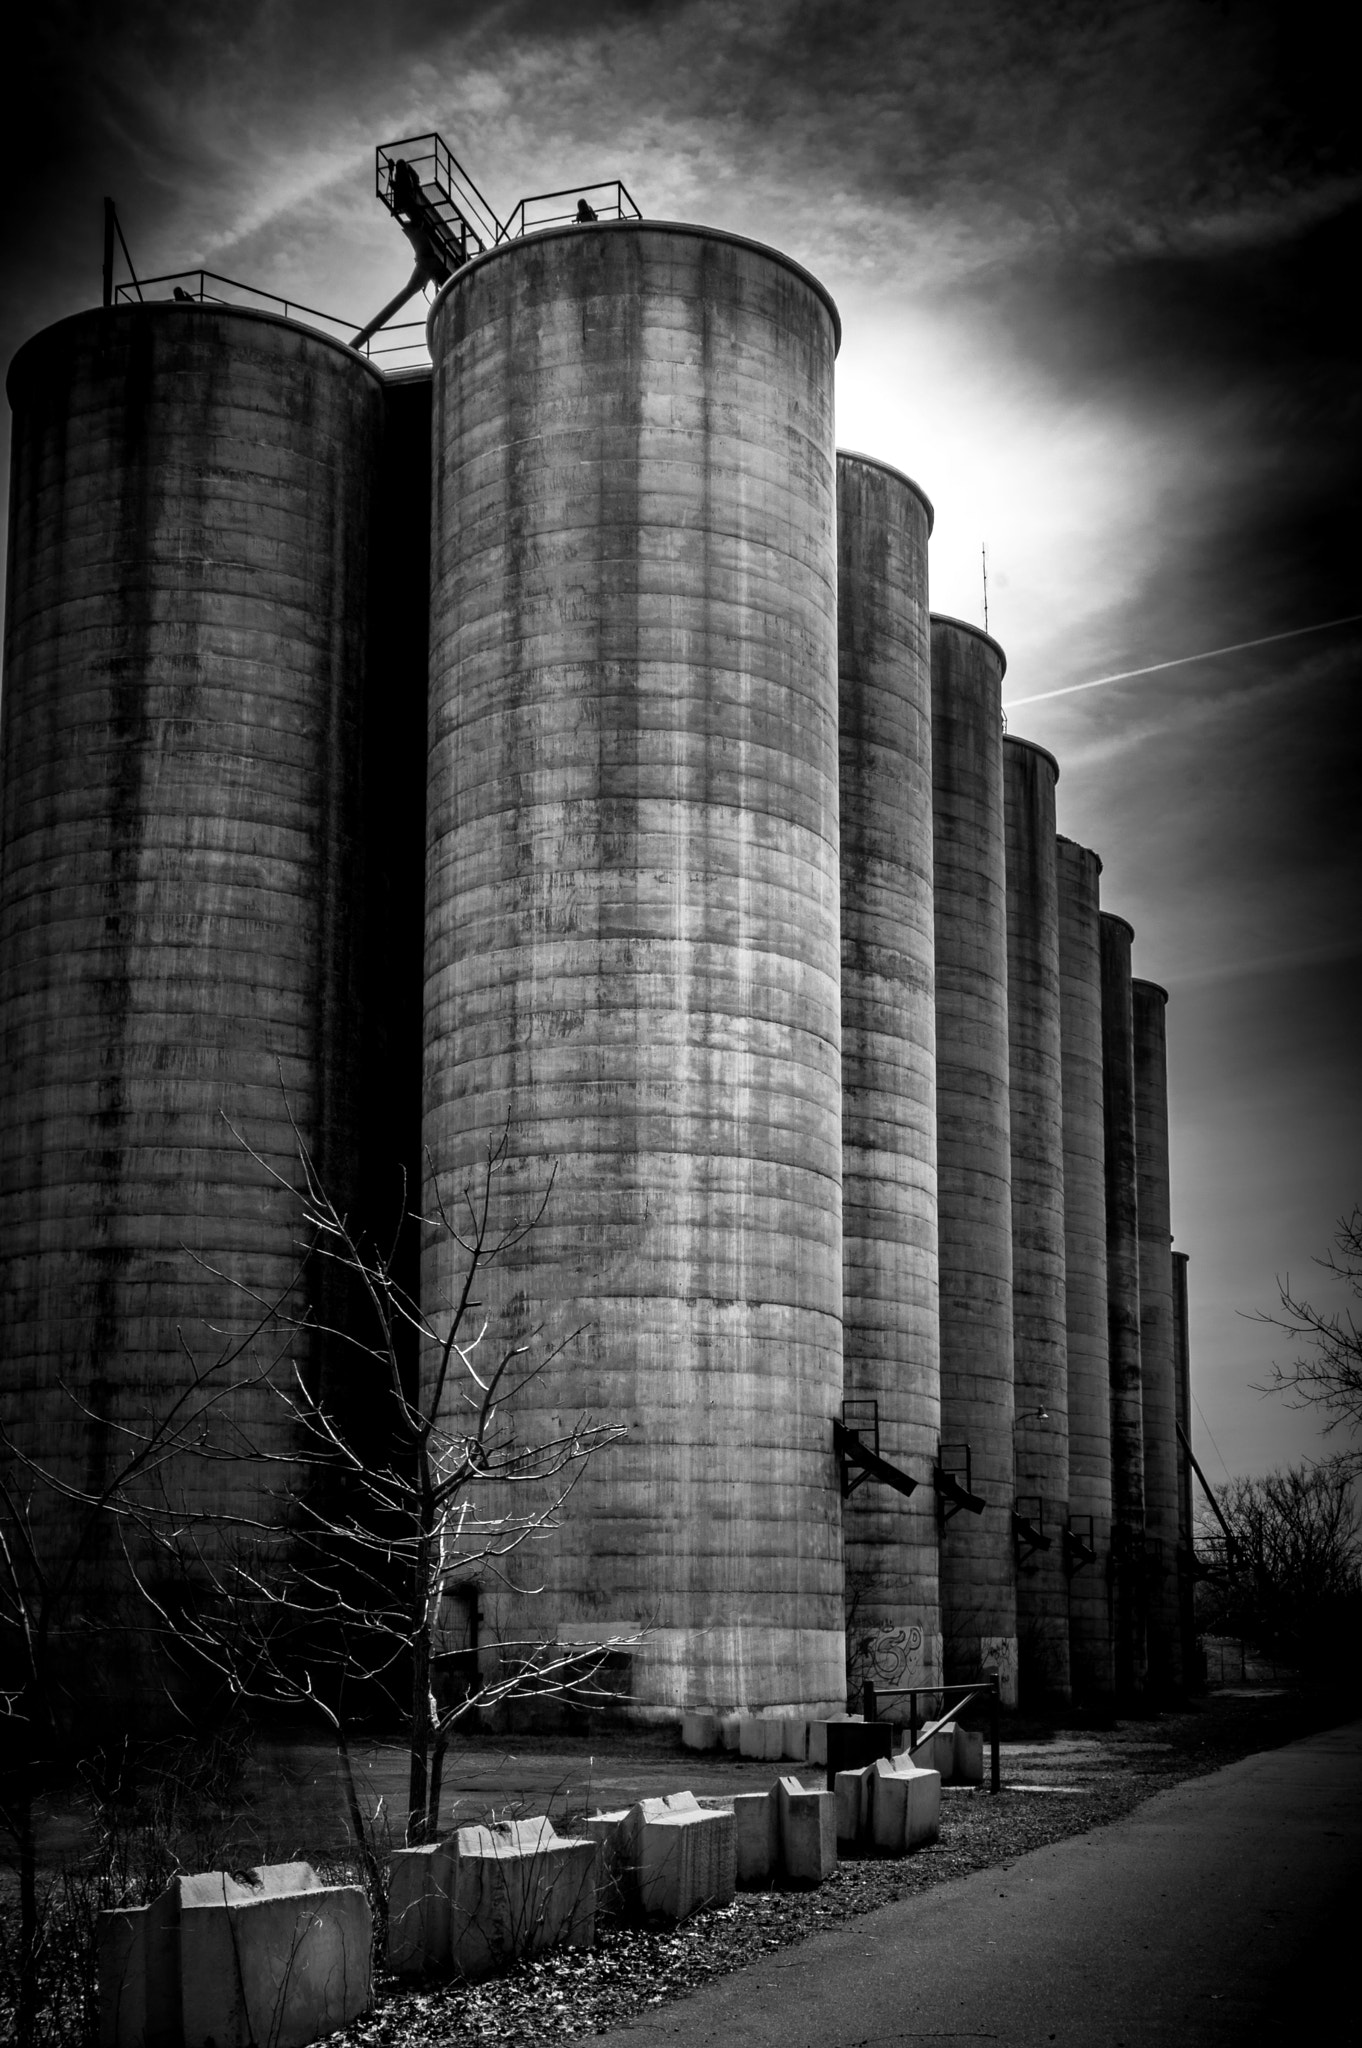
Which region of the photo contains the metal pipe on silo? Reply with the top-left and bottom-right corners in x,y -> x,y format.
0,304 -> 382,1708
1133,978 -> 1182,1696
1056,838 -> 1115,1703
1100,912 -> 1147,1699
931,614 -> 1017,1703
1172,1248 -> 1198,1685
1003,738 -> 1070,1706
424,222 -> 846,1718
837,452 -> 940,1700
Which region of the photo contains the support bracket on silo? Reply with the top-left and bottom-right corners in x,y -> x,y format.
1062,1515 -> 1097,1575
934,1447 -> 986,1522
1012,1497 -> 1052,1561
834,1410 -> 919,1501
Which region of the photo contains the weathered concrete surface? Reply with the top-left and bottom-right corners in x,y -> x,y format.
388,1841 -> 453,1975
620,1792 -> 738,1919
931,614 -> 1017,1700
0,306 -> 382,1706
425,221 -> 846,1717
449,1818 -> 597,1979
1100,911 -> 1147,1699
1172,1250 -> 1198,1680
588,1720 -> 1362,2046
837,452 -> 941,1697
1133,979 -> 1182,1698
1057,838 -> 1115,1702
100,1861 -> 371,2048
1004,736 -> 1070,1706
776,1775 -> 838,1881
731,1788 -> 779,1884
868,1756 -> 940,1852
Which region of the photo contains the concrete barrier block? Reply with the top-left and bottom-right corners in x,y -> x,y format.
953,1725 -> 985,1785
872,1760 -> 942,1853
448,1820 -> 597,1980
904,1765 -> 942,1847
718,1714 -> 742,1751
682,1711 -> 720,1751
177,1865 -> 371,2048
808,1715 -> 859,1767
387,1843 -> 454,1976
620,1795 -> 737,1919
731,1789 -> 779,1884
833,1763 -> 875,1844
781,1719 -> 809,1761
870,1757 -> 911,1853
581,1810 -> 631,1917
776,1776 -> 837,1883
97,1887 -> 179,2048
739,1717 -> 785,1760
910,1729 -> 955,1778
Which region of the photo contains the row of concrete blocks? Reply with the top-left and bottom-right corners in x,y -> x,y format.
97,1862 -> 371,2048
388,1777 -> 845,1982
682,1709 -> 871,1763
681,1710 -> 984,1787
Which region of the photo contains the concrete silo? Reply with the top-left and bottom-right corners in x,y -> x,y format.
1172,1248 -> 1198,1682
1003,737 -> 1069,1705
1099,912 -> 1147,1697
1133,978 -> 1182,1695
836,452 -> 940,1700
1056,838 -> 1114,1701
931,615 -> 1017,1701
0,304 -> 382,1702
424,222 -> 846,1716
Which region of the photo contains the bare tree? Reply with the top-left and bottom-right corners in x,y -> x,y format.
1252,1207 -> 1362,1437
1194,1456 -> 1362,1676
122,1118 -> 631,1848
1,1124 -> 629,2040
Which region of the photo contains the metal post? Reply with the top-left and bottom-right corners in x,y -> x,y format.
989,1676 -> 1001,1794
103,198 -> 115,308
909,1689 -> 919,1754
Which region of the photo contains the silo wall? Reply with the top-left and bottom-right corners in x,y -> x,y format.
837,452 -> 941,1700
1056,838 -> 1115,1701
424,222 -> 846,1716
1133,978 -> 1182,1695
931,614 -> 1017,1702
1100,912 -> 1147,1698
1003,738 -> 1070,1705
1172,1248 -> 1198,1685
0,304 -> 382,1709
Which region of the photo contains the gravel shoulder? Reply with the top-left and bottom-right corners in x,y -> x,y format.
331,1683 -> 1350,2048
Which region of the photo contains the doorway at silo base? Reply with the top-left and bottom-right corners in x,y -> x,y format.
593,1720 -> 1362,2047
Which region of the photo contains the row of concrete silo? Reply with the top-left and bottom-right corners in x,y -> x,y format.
0,216 -> 1193,1723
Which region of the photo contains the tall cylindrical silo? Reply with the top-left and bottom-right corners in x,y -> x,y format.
1056,838 -> 1114,1701
0,304 -> 382,1706
1172,1248 -> 1198,1685
1099,912 -> 1147,1698
837,452 -> 940,1701
424,222 -> 845,1717
1133,978 -> 1182,1696
1003,737 -> 1070,1705
931,614 -> 1017,1701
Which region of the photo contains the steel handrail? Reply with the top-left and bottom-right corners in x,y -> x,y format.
861,1675 -> 1003,1793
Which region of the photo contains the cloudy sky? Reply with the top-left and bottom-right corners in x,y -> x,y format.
5,0 -> 1358,1479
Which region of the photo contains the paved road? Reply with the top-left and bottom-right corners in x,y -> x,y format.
593,1720 -> 1362,2047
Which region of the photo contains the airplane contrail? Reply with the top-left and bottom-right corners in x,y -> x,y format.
1003,613 -> 1362,708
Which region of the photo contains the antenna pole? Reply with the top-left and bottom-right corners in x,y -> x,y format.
103,198 -> 115,308
982,543 -> 989,633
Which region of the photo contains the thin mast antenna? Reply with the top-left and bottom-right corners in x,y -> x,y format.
982,543 -> 989,633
